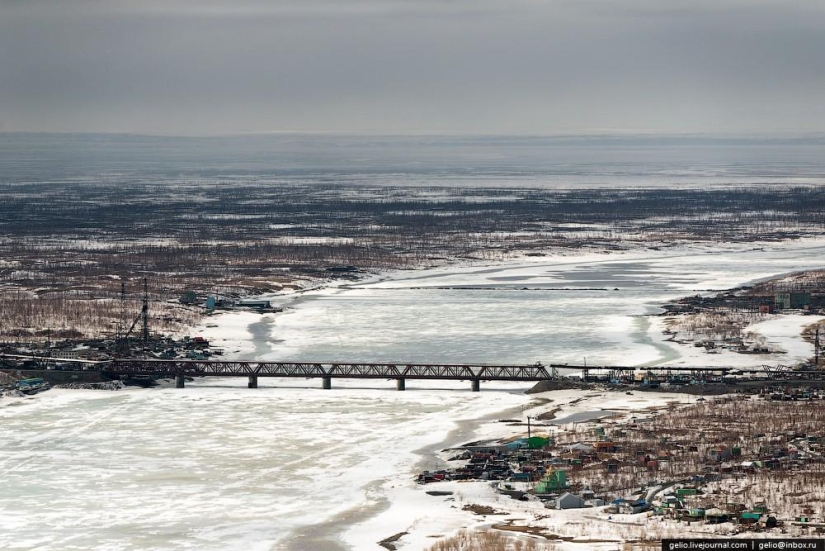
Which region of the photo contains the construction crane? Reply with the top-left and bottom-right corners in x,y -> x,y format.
116,278 -> 150,355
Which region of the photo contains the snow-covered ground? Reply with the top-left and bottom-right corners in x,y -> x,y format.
648,314 -> 823,368
347,389 -> 694,551
748,315 -> 823,360
194,311 -> 269,358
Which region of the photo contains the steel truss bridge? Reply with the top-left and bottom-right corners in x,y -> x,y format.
106,360 -> 793,390
4,354 -> 822,391
104,359 -> 558,390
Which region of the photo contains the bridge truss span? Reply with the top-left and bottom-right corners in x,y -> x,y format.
103,359 -> 554,390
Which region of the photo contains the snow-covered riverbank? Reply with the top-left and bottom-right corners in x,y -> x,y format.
343,388 -> 695,550
647,313 -> 823,369
354,390 -> 696,551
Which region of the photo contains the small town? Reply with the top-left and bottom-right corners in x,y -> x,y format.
415,388 -> 825,541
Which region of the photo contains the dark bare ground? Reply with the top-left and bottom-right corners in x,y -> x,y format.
491,520 -> 572,540
378,532 -> 408,550
462,504 -> 508,516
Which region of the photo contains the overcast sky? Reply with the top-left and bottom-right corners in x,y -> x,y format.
1,0 -> 824,136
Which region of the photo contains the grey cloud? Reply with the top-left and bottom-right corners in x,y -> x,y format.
4,0 -> 530,18
1,0 -> 823,135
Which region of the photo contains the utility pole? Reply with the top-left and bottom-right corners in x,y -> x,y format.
116,282 -> 129,356
141,277 -> 149,343
118,282 -> 126,345
527,416 -> 532,439
39,328 -> 52,370
816,327 -> 821,368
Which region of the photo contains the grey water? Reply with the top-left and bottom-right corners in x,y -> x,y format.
2,132 -> 825,187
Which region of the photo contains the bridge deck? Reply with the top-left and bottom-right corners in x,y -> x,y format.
2,354 -> 797,385
104,360 -> 554,381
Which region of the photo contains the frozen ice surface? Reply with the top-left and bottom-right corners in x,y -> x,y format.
258,241 -> 825,367
0,381 -> 530,551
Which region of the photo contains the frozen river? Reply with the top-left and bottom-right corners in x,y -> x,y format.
236,241 -> 825,368
0,380 -> 529,551
2,240 -> 825,551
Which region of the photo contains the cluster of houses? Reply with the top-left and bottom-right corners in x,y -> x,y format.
416,437 -> 798,527
417,397 -> 825,529
665,290 -> 817,316
656,489 -> 778,528
416,437 -> 656,512
417,436 -> 556,485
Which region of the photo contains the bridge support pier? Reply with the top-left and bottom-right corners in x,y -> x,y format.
175,375 -> 185,389
471,379 -> 480,392
248,376 -> 258,389
322,376 -> 332,390
396,378 -> 406,391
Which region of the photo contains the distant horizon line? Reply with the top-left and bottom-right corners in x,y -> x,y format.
3,129 -> 825,142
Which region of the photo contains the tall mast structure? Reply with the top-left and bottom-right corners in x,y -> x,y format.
141,277 -> 149,343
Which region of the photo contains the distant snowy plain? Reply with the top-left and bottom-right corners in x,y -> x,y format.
3,240 -> 825,550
